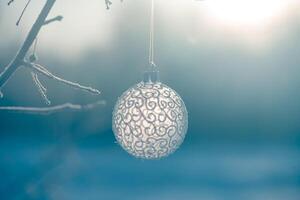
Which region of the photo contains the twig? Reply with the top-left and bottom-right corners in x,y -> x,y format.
0,0 -> 56,88
0,101 -> 106,115
7,0 -> 15,6
24,62 -> 101,95
105,0 -> 112,9
31,72 -> 51,105
105,0 -> 123,10
32,72 -> 46,92
0,0 -> 109,113
44,15 -> 63,25
16,0 -> 32,26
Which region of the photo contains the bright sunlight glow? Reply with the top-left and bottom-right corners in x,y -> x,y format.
203,0 -> 292,26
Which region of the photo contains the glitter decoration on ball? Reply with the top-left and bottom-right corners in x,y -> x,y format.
112,72 -> 188,159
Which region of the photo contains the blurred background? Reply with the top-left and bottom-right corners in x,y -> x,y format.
1,0 -> 300,199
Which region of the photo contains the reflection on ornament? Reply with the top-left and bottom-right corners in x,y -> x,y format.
113,71 -> 188,159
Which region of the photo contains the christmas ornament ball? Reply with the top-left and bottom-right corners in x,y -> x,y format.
112,81 -> 188,159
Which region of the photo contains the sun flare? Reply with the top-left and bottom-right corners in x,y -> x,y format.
203,0 -> 292,26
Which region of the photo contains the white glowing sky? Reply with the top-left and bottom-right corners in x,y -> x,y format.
0,0 -> 118,59
157,0 -> 298,51
0,0 -> 298,59
202,0 -> 292,27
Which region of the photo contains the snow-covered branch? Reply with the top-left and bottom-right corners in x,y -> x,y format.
0,0 -> 56,88
0,101 -> 106,115
31,71 -> 51,105
0,0 -> 106,114
24,62 -> 101,95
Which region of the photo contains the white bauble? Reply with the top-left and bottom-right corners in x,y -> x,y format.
112,81 -> 188,159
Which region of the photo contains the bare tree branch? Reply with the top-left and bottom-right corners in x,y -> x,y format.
31,72 -> 51,105
7,0 -> 15,6
0,101 -> 106,115
23,62 -> 101,95
0,0 -> 56,88
105,0 -> 112,9
0,0 -> 104,113
16,0 -> 32,26
105,0 -> 123,9
44,15 -> 63,26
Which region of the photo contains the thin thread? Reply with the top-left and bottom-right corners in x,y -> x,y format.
148,0 -> 156,68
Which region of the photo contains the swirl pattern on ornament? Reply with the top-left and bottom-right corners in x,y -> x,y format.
113,82 -> 188,159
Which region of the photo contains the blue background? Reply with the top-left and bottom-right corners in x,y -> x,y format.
0,1 -> 300,199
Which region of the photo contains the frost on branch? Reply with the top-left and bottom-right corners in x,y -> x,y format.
0,0 -> 107,114
23,62 -> 101,104
0,101 -> 106,115
31,71 -> 51,105
32,63 -> 101,95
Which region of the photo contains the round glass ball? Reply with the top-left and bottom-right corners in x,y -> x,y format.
112,81 -> 188,159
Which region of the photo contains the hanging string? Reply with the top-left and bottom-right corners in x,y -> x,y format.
148,0 -> 156,69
